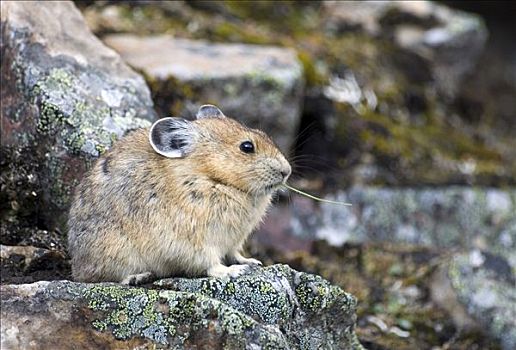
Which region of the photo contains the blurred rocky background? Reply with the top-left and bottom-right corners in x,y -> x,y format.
1,1 -> 515,349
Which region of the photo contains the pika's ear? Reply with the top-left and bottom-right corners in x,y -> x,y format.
149,117 -> 196,158
196,104 -> 226,119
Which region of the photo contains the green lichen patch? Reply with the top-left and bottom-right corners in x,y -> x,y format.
81,282 -> 288,348
82,285 -> 170,343
36,102 -> 65,134
295,270 -> 344,311
161,266 -> 292,326
31,67 -> 151,158
155,264 -> 362,349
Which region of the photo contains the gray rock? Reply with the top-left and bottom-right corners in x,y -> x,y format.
323,0 -> 487,97
0,1 -> 157,231
263,187 -> 516,254
0,264 -> 363,349
431,251 -> 516,350
103,34 -> 304,152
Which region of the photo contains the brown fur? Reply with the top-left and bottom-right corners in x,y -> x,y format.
67,109 -> 291,283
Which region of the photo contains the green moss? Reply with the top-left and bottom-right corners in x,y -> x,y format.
212,21 -> 271,45
31,65 -> 153,161
353,108 -> 504,181
91,319 -> 108,331
223,1 -> 318,36
83,285 -> 172,344
258,281 -> 274,294
247,71 -> 283,89
296,281 -> 323,311
142,72 -> 195,117
101,4 -> 188,36
68,101 -> 89,128
221,312 -> 246,335
297,51 -> 328,87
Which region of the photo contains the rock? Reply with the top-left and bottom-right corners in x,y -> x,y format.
0,244 -> 69,284
323,0 -> 487,97
293,1 -> 497,187
0,264 -> 363,349
0,221 -> 65,251
430,264 -> 480,332
0,1 -> 157,232
292,2 -> 498,187
260,187 -> 516,254
103,34 -> 304,152
431,251 -> 516,350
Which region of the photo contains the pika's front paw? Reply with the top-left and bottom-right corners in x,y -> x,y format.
230,251 -> 263,266
207,263 -> 250,279
121,271 -> 154,285
227,264 -> 251,277
238,257 -> 262,266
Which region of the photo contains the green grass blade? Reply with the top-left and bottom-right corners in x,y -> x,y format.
283,184 -> 352,206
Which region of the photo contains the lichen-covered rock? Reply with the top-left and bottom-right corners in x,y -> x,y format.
261,187 -> 516,254
103,34 -> 304,152
431,251 -> 516,350
0,1 -> 157,232
0,264 -> 362,349
156,264 -> 361,349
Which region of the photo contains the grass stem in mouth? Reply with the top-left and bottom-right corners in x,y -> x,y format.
283,184 -> 352,206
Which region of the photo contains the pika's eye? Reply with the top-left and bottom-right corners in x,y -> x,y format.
239,141 -> 254,154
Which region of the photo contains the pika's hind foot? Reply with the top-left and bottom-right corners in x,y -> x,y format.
207,263 -> 250,279
121,272 -> 155,285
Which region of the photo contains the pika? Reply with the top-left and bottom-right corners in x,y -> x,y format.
67,105 -> 291,284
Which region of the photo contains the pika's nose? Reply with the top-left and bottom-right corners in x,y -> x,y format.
280,167 -> 292,181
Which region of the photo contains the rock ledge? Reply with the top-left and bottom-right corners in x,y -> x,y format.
1,264 -> 363,349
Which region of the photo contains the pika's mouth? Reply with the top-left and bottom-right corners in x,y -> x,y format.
210,176 -> 283,196
264,181 -> 284,193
